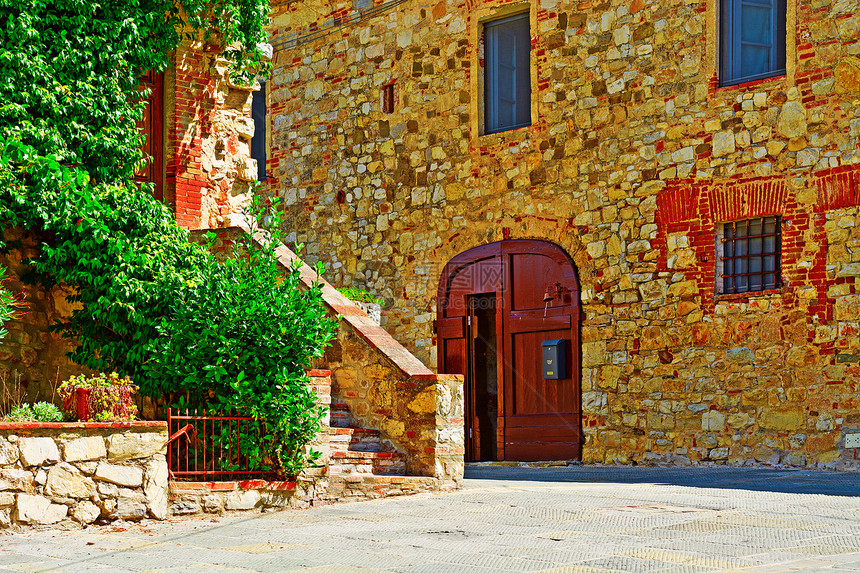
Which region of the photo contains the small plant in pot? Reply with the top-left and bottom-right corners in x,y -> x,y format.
58,372 -> 138,422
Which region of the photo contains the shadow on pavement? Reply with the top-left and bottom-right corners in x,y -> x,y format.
464,463 -> 860,497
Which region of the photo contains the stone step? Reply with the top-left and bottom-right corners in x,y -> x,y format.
317,474 -> 445,502
327,427 -> 387,453
329,403 -> 353,428
328,450 -> 407,476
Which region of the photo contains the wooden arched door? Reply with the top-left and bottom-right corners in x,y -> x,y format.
437,240 -> 582,462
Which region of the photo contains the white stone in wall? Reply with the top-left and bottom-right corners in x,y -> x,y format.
0,469 -> 35,492
94,463 -> 144,487
16,494 -> 67,525
117,489 -> 147,520
0,440 -> 19,465
46,463 -> 96,499
107,433 -> 166,461
70,501 -> 101,524
63,437 -> 107,462
19,437 -> 60,467
144,456 -> 168,520
225,490 -> 261,510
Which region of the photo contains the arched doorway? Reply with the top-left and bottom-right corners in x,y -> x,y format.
437,240 -> 582,462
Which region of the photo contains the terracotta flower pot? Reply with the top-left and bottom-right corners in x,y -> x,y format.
75,387 -> 92,422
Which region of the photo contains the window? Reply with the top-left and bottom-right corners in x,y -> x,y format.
484,13 -> 531,134
382,82 -> 395,114
720,0 -> 786,85
718,217 -> 781,294
250,82 -> 267,181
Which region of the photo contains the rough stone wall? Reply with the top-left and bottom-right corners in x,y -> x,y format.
322,323 -> 465,480
0,228 -> 91,404
269,0 -> 860,468
0,422 -> 168,528
167,32 -> 263,229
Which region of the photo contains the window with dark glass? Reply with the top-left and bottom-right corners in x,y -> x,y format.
719,217 -> 781,294
484,13 -> 531,134
251,82 -> 267,181
720,0 -> 786,86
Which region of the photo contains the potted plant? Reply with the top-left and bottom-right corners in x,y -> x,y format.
336,287 -> 384,325
58,372 -> 138,422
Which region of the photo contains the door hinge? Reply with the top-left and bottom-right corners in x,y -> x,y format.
469,428 -> 473,438
467,316 -> 472,326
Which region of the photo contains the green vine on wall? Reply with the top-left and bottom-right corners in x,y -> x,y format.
0,1 -> 337,478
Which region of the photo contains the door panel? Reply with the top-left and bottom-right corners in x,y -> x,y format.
438,240 -> 581,462
135,71 -> 164,201
510,328 -> 572,415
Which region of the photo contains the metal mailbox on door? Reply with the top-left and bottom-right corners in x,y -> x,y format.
542,339 -> 567,380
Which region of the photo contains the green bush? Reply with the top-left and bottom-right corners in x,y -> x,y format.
7,402 -> 64,422
145,201 -> 336,476
337,287 -> 384,305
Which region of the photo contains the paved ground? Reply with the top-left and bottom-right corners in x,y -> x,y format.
1,465 -> 859,573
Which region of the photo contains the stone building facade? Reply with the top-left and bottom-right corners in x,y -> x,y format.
267,0 -> 860,467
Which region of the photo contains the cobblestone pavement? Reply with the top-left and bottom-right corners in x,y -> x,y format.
1,466 -> 859,573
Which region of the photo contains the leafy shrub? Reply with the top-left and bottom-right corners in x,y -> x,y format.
337,287 -> 384,305
7,402 -> 64,422
58,372 -> 138,422
145,201 -> 336,476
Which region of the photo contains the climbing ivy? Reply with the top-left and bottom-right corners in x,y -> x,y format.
0,1 -> 337,477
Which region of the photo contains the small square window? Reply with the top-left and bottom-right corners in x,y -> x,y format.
717,216 -> 781,295
484,13 -> 531,134
720,0 -> 786,86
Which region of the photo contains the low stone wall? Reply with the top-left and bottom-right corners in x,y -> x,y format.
170,480 -> 305,514
0,422 -> 168,528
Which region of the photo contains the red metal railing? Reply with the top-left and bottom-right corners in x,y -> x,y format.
166,408 -> 277,481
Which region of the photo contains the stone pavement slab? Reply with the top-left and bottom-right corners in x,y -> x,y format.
0,466 -> 858,572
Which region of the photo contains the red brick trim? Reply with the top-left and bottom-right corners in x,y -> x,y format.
169,480 -> 296,491
709,179 -> 787,222
0,421 -> 166,430
815,167 -> 860,211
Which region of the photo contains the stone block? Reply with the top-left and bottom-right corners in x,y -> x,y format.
701,410 -> 726,432
63,437 -> 107,462
117,489 -> 148,520
225,490 -> 261,511
95,463 -> 144,487
19,437 -> 60,467
0,468 -> 34,494
108,433 -> 166,461
758,405 -> 804,431
16,494 -> 67,525
776,101 -> 807,138
835,56 -> 860,96
71,501 -> 101,524
0,440 -> 19,465
835,296 -> 860,321
46,463 -> 96,499
144,457 -> 168,520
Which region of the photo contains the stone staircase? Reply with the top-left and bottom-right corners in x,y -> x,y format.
326,404 -> 407,478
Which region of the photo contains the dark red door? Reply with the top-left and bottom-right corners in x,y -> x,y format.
135,71 -> 164,200
437,240 -> 582,461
